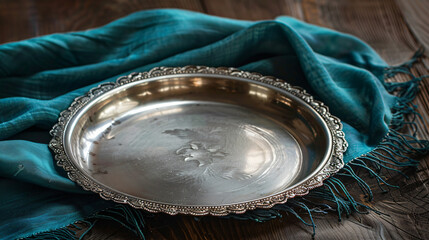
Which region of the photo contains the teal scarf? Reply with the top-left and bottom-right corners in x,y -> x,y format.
0,9 -> 427,239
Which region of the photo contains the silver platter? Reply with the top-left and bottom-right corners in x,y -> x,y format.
49,66 -> 347,216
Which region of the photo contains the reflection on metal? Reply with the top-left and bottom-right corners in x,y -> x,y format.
50,66 -> 347,216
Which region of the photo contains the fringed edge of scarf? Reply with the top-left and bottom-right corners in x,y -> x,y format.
231,48 -> 429,236
25,206 -> 150,240
27,49 -> 429,240
230,48 -> 429,236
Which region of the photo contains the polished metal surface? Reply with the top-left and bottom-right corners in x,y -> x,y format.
50,66 -> 347,216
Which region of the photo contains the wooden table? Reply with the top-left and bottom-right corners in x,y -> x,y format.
1,0 -> 428,239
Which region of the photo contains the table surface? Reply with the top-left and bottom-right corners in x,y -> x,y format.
1,0 -> 428,239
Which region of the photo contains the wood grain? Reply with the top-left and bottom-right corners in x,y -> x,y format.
1,0 -> 428,239
395,0 -> 429,53
0,0 -> 204,44
301,0 -> 420,64
202,0 -> 304,20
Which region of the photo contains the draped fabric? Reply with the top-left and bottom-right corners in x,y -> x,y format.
0,9 -> 413,239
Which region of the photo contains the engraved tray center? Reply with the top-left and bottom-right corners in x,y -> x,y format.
57,70 -> 345,214
79,101 -> 303,205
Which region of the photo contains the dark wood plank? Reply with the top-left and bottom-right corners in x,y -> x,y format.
202,0 -> 304,20
395,0 -> 429,55
0,0 -> 204,44
301,0 -> 420,64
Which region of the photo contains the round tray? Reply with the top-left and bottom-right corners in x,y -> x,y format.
49,66 -> 347,216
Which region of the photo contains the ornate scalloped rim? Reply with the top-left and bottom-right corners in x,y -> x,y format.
49,66 -> 347,216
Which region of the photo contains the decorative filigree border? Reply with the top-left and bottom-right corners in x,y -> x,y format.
49,66 -> 347,216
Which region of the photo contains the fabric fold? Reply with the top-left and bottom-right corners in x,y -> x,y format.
0,9 -> 427,239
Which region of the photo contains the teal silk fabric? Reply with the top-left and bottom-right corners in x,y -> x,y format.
0,9 -> 397,239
